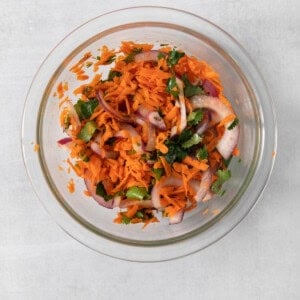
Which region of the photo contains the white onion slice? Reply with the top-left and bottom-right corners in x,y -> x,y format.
169,209 -> 184,225
175,78 -> 187,133
189,169 -> 212,202
190,95 -> 239,159
134,50 -> 160,63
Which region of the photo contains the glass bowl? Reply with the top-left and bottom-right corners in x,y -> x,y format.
22,6 -> 277,262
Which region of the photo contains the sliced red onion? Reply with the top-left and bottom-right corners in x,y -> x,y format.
189,169 -> 212,202
113,195 -> 122,208
151,176 -> 183,209
203,79 -> 219,97
90,142 -> 119,159
175,78 -> 187,133
84,178 -> 114,209
169,209 -> 184,225
145,123 -> 156,152
134,50 -> 160,63
116,124 -> 144,153
137,105 -> 166,130
190,95 -> 240,159
90,141 -> 102,156
148,111 -> 166,130
57,137 -> 72,149
195,110 -> 211,135
119,199 -> 153,208
96,90 -> 134,124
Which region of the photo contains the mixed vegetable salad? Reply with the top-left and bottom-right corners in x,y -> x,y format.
56,41 -> 240,226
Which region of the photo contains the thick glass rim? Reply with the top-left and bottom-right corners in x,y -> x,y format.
21,6 -> 277,262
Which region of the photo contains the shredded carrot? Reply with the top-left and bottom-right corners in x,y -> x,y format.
57,41 -> 240,227
67,178 -> 75,193
33,143 -> 40,152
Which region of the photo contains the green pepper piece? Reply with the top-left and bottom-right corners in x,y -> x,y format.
77,121 -> 97,142
125,186 -> 149,200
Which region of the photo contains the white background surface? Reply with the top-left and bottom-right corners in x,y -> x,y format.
1,0 -> 299,299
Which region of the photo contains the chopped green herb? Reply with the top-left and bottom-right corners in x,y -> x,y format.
107,70 -> 122,81
228,118 -> 239,130
167,48 -> 185,67
74,98 -> 98,120
187,109 -> 204,126
126,186 -> 149,200
77,121 -> 97,142
135,211 -> 144,219
121,214 -> 131,224
82,86 -> 93,97
86,62 -> 92,68
152,168 -> 164,180
224,156 -> 232,167
164,128 -> 194,163
157,52 -> 166,60
96,56 -> 100,60
96,182 -> 113,201
160,43 -> 169,46
106,55 -> 116,64
196,146 -> 208,160
238,158 -> 242,163
211,169 -> 231,195
182,133 -> 202,149
182,74 -> 204,97
124,48 -> 142,63
166,76 -> 179,98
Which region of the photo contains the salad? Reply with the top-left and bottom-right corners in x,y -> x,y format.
56,41 -> 240,226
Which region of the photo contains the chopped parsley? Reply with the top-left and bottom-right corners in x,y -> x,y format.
74,98 -> 98,120
124,48 -> 142,63
96,182 -> 113,201
182,133 -> 202,149
166,76 -> 179,98
187,109 -> 204,126
196,146 -> 208,160
182,74 -> 204,97
167,48 -> 185,67
152,168 -> 164,180
228,118 -> 239,130
211,169 -> 231,195
107,70 -> 122,81
164,128 -> 195,163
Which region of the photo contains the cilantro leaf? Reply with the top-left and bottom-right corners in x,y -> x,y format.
157,53 -> 166,60
96,182 -> 113,201
211,169 -> 231,195
167,48 -> 185,67
121,214 -> 131,224
107,70 -> 122,81
196,146 -> 208,160
228,118 -> 239,130
182,74 -> 204,97
187,109 -> 204,126
182,133 -> 202,149
164,129 -> 194,163
74,98 -> 98,120
166,76 -> 179,98
152,168 -> 164,180
124,48 -> 142,63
